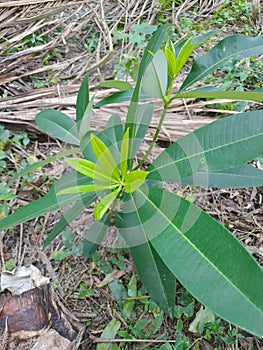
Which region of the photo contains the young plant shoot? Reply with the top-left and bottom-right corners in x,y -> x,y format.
1,25 -> 263,336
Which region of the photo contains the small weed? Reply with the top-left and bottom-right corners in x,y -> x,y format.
84,33 -> 99,53
51,228 -> 83,261
0,125 -> 32,216
202,319 -> 244,347
32,73 -> 60,89
78,283 -> 94,298
113,23 -> 157,78
2,30 -> 49,55
178,0 -> 260,36
0,184 -> 16,218
4,259 -> 16,271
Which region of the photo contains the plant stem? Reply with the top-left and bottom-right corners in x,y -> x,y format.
134,104 -> 168,169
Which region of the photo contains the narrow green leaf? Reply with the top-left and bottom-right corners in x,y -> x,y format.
98,80 -> 132,91
81,131 -> 116,163
90,133 -> 120,181
83,213 -> 110,259
120,184 -> 263,336
175,38 -> 196,76
120,128 -> 130,180
76,75 -> 89,123
122,275 -> 137,318
57,183 -> 119,195
94,186 -> 122,220
94,89 -> 149,107
97,319 -> 121,350
65,158 -> 115,183
43,194 -> 97,249
8,147 -> 80,186
78,96 -> 94,140
165,47 -> 177,79
148,110 -> 263,183
125,25 -> 168,167
151,311 -> 164,335
168,38 -> 197,80
133,24 -> 168,104
173,30 -> 219,57
181,164 -> 263,188
134,103 -> 154,157
142,49 -> 168,99
176,89 -> 263,102
35,109 -> 79,145
192,30 -> 219,47
116,204 -> 176,315
180,34 -> 263,92
124,170 -> 148,193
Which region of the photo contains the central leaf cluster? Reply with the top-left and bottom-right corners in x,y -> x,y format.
58,130 -> 148,220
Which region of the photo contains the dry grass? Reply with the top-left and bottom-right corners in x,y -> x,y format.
0,0 -> 225,144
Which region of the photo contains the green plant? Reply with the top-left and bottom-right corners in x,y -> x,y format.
32,73 -> 60,89
0,184 -> 16,218
83,32 -> 99,53
1,25 -> 263,337
0,125 -> 32,216
113,23 -> 157,78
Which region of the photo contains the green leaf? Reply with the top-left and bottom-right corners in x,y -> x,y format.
176,89 -> 263,103
81,131 -> 117,163
148,110 -> 263,183
168,38 -> 196,79
189,306 -> 215,333
120,184 -> 263,336
122,275 -> 137,318
104,114 -> 124,151
124,170 -> 148,193
35,109 -> 79,145
133,103 -> 154,157
173,30 -> 218,57
57,183 -> 119,195
125,25 -> 168,167
151,311 -> 164,335
134,25 -> 168,100
98,80 -> 132,91
97,319 -> 121,350
131,22 -> 157,34
108,279 -> 127,308
94,89 -> 149,108
142,49 -> 168,99
82,213 -> 110,259
180,34 -> 263,92
78,96 -> 94,140
181,164 -> 263,188
165,46 -> 177,79
94,186 -> 122,220
62,228 -> 75,249
116,207 -> 176,316
43,195 -> 97,249
0,172 -> 93,231
51,249 -> 70,261
90,133 -> 120,181
8,147 -> 81,186
65,158 -> 115,183
120,128 -> 130,180
76,75 -> 89,124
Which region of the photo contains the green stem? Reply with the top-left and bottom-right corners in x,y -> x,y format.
134,104 -> 168,170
